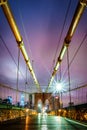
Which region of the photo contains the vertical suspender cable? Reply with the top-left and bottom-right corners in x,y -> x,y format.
59,64 -> 63,108
59,64 -> 62,108
16,48 -> 20,103
25,64 -> 27,102
59,64 -> 61,82
67,48 -> 71,107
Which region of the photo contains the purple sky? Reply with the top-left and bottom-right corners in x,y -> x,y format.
0,0 -> 87,93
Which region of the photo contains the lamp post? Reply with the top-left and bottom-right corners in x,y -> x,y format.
54,82 -> 63,115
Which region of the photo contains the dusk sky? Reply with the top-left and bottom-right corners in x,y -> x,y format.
0,0 -> 87,93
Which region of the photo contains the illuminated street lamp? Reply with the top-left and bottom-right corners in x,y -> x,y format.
56,81 -> 64,109
56,82 -> 62,92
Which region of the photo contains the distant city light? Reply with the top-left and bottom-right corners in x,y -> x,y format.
38,103 -> 41,108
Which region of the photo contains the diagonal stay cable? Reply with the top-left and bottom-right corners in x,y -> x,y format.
18,8 -> 33,59
0,34 -> 26,82
51,0 -> 72,71
62,32 -> 87,80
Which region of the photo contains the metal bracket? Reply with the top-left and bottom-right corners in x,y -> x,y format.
80,0 -> 87,6
0,0 -> 7,6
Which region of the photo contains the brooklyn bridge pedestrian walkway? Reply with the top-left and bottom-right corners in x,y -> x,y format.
0,114 -> 87,130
